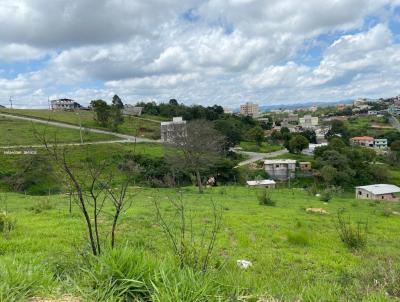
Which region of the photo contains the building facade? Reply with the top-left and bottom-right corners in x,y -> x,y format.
374,138 -> 388,149
51,99 -> 81,110
264,160 -> 296,180
240,102 -> 259,118
160,117 -> 187,143
299,115 -> 318,128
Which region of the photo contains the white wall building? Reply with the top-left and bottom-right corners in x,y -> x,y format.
160,117 -> 187,143
299,115 -> 318,128
264,160 -> 296,180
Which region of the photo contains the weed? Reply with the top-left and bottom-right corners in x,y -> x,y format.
28,199 -> 54,214
335,210 -> 368,250
0,212 -> 15,236
257,190 -> 276,206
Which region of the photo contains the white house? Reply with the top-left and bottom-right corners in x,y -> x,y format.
355,184 -> 400,201
299,115 -> 318,128
160,117 -> 187,143
51,99 -> 81,110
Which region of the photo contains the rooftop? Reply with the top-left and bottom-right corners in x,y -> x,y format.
246,180 -> 276,186
351,136 -> 374,140
356,184 -> 400,195
264,159 -> 296,164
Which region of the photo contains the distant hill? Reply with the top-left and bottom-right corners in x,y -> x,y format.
259,99 -> 354,112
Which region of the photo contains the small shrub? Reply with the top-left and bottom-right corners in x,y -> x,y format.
335,210 -> 368,250
319,186 -> 343,202
0,212 -> 15,236
257,190 -> 276,206
286,230 -> 310,246
28,199 -> 54,214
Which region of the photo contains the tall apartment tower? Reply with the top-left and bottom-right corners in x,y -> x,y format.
240,102 -> 259,118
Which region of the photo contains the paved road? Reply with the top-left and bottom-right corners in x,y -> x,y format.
0,112 -> 159,143
232,148 -> 289,167
388,114 -> 400,132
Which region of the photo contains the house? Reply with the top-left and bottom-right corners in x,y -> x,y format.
368,110 -> 378,115
264,160 -> 296,180
287,114 -> 299,123
351,136 -> 374,147
336,104 -> 346,110
51,99 -> 81,110
240,102 -> 259,118
309,106 -> 318,112
374,138 -> 388,149
299,162 -> 312,172
246,179 -> 276,188
123,105 -> 143,116
160,117 -> 187,143
299,115 -> 318,128
302,143 -> 328,155
355,184 -> 400,201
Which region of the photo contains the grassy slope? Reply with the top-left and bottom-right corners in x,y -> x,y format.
0,108 -> 161,139
1,186 -> 400,300
0,116 -> 116,146
239,141 -> 283,153
346,116 -> 395,137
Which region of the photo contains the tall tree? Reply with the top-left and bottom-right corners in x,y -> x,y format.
91,100 -> 110,127
166,120 -> 225,193
112,95 -> 124,109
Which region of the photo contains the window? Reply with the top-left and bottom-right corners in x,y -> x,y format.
358,191 -> 362,195
367,194 -> 369,198
275,164 -> 279,168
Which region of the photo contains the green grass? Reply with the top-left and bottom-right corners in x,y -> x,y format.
1,186 -> 400,300
239,141 -> 283,153
0,116 -> 116,146
0,108 -> 161,139
346,116 -> 395,137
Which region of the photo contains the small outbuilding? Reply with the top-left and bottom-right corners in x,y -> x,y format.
355,184 -> 400,201
299,162 -> 312,172
246,179 -> 276,189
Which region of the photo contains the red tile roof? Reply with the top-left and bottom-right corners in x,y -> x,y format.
351,136 -> 374,140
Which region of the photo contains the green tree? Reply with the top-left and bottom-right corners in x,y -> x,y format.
288,135 -> 309,154
112,95 -> 124,109
391,140 -> 400,152
320,165 -> 337,185
91,100 -> 110,127
247,126 -> 265,146
111,96 -> 124,131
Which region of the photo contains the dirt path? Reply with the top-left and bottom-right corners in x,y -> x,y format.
232,148 -> 289,167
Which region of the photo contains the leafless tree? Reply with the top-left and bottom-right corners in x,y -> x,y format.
154,192 -> 222,272
35,130 -> 135,256
165,119 -> 225,193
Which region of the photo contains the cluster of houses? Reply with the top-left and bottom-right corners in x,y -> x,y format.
245,158 -> 400,201
50,99 -> 144,117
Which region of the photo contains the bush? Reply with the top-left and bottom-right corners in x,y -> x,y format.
335,210 -> 368,250
0,212 -> 15,235
257,190 -> 276,206
319,186 -> 342,202
28,199 -> 54,214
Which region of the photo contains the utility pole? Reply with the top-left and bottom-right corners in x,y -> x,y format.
9,97 -> 13,109
48,97 -> 51,110
76,111 -> 83,144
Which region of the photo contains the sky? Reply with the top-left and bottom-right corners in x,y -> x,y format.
0,0 -> 400,108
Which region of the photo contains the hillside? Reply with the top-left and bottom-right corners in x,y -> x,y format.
0,116 -> 117,146
1,187 -> 400,300
0,109 -> 161,140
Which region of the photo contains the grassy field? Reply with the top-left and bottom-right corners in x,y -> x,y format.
1,186 -> 400,301
239,141 -> 284,153
0,116 -> 116,146
0,109 -> 161,139
346,116 -> 395,137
